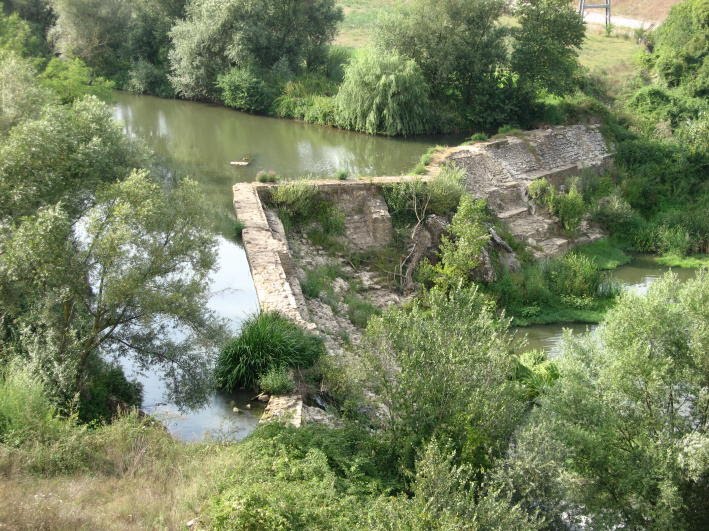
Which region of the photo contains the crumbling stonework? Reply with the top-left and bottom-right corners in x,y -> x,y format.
442,125 -> 610,257
233,125 -> 613,426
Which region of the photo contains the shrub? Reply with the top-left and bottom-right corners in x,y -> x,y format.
554,184 -> 585,233
215,312 -> 325,392
527,178 -> 552,203
592,193 -> 643,235
543,252 -> 600,299
428,164 -> 465,216
257,366 -> 295,395
334,169 -> 349,180
217,68 -> 275,113
0,366 -> 69,447
270,182 -> 320,225
336,49 -> 432,136
469,132 -> 489,142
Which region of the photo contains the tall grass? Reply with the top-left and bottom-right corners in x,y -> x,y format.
214,312 -> 325,392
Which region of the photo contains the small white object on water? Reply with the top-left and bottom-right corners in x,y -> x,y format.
233,406 -> 241,413
230,160 -> 249,166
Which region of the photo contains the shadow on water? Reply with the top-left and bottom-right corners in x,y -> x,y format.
112,92 -> 460,441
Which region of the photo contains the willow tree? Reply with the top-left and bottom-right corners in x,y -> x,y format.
335,49 -> 432,136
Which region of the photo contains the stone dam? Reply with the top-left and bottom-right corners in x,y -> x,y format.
232,124 -> 612,425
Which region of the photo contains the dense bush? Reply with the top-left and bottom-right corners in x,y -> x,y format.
217,67 -> 274,113
505,273 -> 709,528
652,0 -> 708,96
257,366 -> 295,395
335,49 -> 432,136
359,284 -> 525,473
214,312 -> 324,392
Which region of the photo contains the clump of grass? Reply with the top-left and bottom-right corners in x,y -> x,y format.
256,171 -> 281,183
215,312 -> 325,392
654,254 -> 709,269
301,264 -> 344,299
257,366 -> 295,395
468,132 -> 488,142
428,163 -> 465,216
334,169 -> 349,180
269,182 -> 345,248
344,294 -> 379,328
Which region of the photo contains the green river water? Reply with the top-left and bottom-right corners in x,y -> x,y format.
112,92 -> 695,441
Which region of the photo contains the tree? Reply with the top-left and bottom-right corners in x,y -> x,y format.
0,95 -> 146,220
0,53 -> 53,132
3,0 -> 55,33
653,0 -> 709,97
511,0 -> 585,96
0,7 -> 41,55
374,0 -> 507,105
359,284 -> 525,474
0,171 -> 220,410
40,57 -> 114,103
505,273 -> 709,529
50,0 -> 133,79
335,49 -> 432,136
169,0 -> 342,100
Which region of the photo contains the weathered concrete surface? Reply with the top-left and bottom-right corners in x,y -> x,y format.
442,125 -> 610,257
233,182 -> 312,327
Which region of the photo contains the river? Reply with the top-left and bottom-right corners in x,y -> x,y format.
112,93 -> 695,441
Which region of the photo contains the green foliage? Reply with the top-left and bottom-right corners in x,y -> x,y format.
506,273 -> 709,528
217,67 -> 274,113
169,0 -> 342,100
653,0 -> 708,96
0,365 -> 69,448
255,171 -> 281,183
0,7 -> 41,56
257,366 -> 295,395
511,0 -> 585,95
40,57 -> 115,103
514,350 -> 559,402
301,264 -> 342,299
488,249 -> 619,326
574,238 -> 631,270
375,0 -> 506,108
205,423 -> 400,529
343,293 -> 379,329
270,182 -> 345,248
50,0 -> 133,79
360,284 -> 525,473
554,183 -> 585,233
0,53 -> 53,132
214,312 -> 324,392
335,49 -> 432,136
527,178 -> 586,233
427,164 -> 465,215
424,195 -> 490,289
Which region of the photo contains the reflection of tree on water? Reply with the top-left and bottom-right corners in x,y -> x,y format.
112,92 -> 460,185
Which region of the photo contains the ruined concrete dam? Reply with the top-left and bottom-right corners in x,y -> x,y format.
234,125 -> 612,328
232,124 -> 613,425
